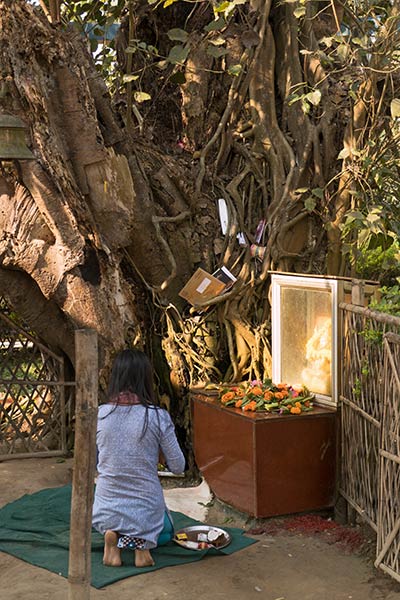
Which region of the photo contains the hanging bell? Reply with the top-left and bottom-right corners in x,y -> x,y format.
0,113 -> 35,160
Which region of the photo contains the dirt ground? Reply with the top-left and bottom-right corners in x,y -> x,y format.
0,457 -> 400,600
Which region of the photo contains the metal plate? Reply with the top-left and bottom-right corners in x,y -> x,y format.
173,525 -> 232,550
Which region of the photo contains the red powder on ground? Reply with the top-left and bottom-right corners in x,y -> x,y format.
247,514 -> 365,553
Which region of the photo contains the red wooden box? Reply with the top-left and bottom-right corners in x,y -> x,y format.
191,394 -> 337,517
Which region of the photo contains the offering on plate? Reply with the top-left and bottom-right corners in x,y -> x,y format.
173,525 -> 231,550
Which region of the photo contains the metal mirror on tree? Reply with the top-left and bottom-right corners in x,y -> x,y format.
0,113 -> 34,161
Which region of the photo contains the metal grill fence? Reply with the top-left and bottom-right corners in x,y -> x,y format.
0,298 -> 73,460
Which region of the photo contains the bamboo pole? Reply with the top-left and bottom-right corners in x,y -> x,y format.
68,330 -> 98,600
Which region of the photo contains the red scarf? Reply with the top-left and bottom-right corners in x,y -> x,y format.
108,391 -> 141,405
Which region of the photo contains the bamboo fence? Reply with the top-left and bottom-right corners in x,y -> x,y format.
340,303 -> 400,582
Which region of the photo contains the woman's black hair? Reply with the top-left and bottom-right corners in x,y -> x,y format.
103,349 -> 159,436
107,348 -> 157,405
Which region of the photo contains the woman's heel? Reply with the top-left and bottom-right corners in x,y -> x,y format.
103,530 -> 122,566
135,548 -> 155,567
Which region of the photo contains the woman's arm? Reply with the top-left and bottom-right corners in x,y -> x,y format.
159,412 -> 186,475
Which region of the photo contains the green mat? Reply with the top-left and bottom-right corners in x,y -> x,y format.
0,485 -> 256,588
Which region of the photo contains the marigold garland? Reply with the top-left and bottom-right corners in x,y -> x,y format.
219,380 -> 314,414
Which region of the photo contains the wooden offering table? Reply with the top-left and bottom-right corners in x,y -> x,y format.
191,393 -> 337,518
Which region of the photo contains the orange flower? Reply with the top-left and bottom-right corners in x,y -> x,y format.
236,389 -> 245,397
274,391 -> 285,400
235,399 -> 243,408
290,406 -> 301,415
304,400 -> 310,407
243,400 -> 257,411
264,391 -> 273,401
221,391 -> 235,403
295,401 -> 302,409
251,386 -> 263,396
277,383 -> 288,390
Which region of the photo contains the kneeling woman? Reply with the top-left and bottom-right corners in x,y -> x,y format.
92,349 -> 185,567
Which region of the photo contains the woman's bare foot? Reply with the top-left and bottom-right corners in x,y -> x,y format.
135,548 -> 155,568
103,530 -> 122,567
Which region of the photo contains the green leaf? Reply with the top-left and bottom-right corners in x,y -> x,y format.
366,212 -> 381,223
122,74 -> 139,83
209,36 -> 226,46
390,99 -> 400,119
214,1 -> 230,12
155,60 -> 168,70
311,187 -> 324,200
204,17 -> 226,32
304,196 -> 317,212
167,44 -> 190,65
320,36 -> 333,48
227,64 -> 242,76
147,45 -> 159,55
347,211 -> 364,220
294,6 -> 306,17
306,89 -> 321,106
207,45 -> 229,58
167,28 -> 188,42
134,91 -> 151,103
301,99 -> 310,114
336,43 -> 349,62
90,38 -> 98,53
163,0 -> 179,7
295,187 -> 309,194
170,71 -> 186,84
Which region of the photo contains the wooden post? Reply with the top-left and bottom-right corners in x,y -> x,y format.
351,279 -> 365,306
68,330 -> 98,600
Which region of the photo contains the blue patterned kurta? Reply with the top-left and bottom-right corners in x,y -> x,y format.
92,404 -> 185,549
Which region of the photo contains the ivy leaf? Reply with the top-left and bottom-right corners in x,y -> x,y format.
90,38 -> 99,53
311,187 -> 324,200
306,90 -> 322,106
122,74 -> 139,83
170,71 -> 186,84
204,17 -> 226,32
304,196 -> 316,212
209,36 -> 226,46
214,1 -> 230,12
320,36 -> 333,48
167,28 -> 188,42
227,64 -> 242,76
336,44 -> 349,62
134,91 -> 151,103
167,45 -> 190,65
207,45 -> 229,58
294,6 -> 306,17
133,92 -> 151,104
301,99 -> 310,114
390,98 -> 400,119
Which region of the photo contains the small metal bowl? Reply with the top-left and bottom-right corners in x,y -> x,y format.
173,525 -> 232,550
